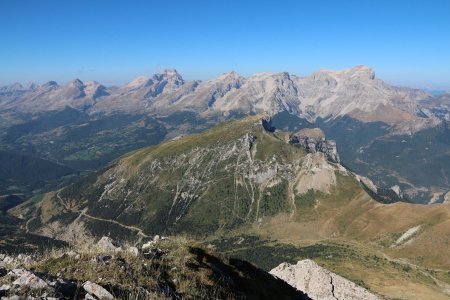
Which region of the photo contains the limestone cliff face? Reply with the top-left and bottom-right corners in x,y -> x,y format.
288,129 -> 340,163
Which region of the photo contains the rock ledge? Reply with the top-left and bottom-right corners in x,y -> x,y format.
270,259 -> 379,300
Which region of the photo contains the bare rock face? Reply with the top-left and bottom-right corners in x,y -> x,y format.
288,129 -> 340,163
444,191 -> 450,204
11,270 -> 49,290
270,259 -> 379,300
97,236 -> 121,252
83,281 -> 114,300
354,175 -> 378,193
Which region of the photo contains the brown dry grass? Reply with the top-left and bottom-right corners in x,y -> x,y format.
241,173 -> 450,299
350,104 -> 421,125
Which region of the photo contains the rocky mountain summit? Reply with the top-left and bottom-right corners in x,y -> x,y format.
270,259 -> 379,300
14,116 -> 361,241
288,128 -> 340,163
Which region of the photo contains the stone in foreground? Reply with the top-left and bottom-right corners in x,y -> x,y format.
270,259 -> 379,300
11,270 -> 48,290
97,236 -> 121,252
83,281 -> 113,300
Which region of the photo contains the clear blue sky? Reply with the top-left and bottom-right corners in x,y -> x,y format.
1,0 -> 449,89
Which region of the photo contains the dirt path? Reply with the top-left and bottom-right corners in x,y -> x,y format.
24,216 -> 36,233
79,211 -> 150,238
57,192 -> 150,238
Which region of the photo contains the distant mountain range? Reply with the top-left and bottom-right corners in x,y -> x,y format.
0,66 -> 440,129
0,66 -> 449,203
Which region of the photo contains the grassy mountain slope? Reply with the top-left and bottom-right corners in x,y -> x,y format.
13,115 -> 450,299
0,150 -> 75,195
0,108 -> 214,196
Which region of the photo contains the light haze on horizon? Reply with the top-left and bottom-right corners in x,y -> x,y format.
1,0 -> 449,90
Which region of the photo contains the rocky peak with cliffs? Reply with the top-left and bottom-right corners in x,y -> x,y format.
344,64 -> 376,80
41,81 -> 59,89
153,69 -> 185,87
288,128 -> 340,163
0,83 -> 24,93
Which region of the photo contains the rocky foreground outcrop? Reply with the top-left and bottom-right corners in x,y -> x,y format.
270,259 -> 379,300
0,236 -> 309,299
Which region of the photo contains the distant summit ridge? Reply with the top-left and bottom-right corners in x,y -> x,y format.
0,65 -> 438,132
